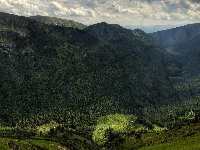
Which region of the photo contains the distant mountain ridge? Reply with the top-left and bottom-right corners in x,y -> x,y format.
149,23 -> 200,51
149,23 -> 200,66
30,15 -> 87,29
124,24 -> 183,33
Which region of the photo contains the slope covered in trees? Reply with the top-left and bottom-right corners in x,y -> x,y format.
149,23 -> 200,134
0,12 -> 174,128
84,22 -> 174,104
1,12 -> 200,149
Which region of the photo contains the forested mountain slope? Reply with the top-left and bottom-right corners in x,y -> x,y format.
84,22 -> 173,104
149,23 -> 200,124
0,12 -> 173,129
1,12 -> 200,149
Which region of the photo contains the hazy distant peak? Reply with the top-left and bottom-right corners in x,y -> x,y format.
150,23 -> 200,52
124,24 -> 185,33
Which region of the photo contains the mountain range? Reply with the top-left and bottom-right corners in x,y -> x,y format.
150,23 -> 200,52
0,12 -> 200,149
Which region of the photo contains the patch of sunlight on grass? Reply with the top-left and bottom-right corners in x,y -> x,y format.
92,113 -> 138,145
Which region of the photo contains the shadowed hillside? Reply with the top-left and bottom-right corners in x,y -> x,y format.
150,23 -> 200,79
150,23 -> 200,51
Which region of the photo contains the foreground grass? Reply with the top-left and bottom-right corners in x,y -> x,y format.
0,137 -> 68,150
117,123 -> 200,150
1,120 -> 200,150
140,132 -> 200,150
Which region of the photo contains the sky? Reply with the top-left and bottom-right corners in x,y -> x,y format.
0,0 -> 200,26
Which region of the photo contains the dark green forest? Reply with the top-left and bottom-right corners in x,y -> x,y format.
0,12 -> 200,149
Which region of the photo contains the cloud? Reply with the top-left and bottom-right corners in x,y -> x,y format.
48,2 -> 95,17
139,0 -> 155,3
84,0 -> 98,7
49,1 -> 70,16
188,0 -> 200,3
146,0 -> 153,3
99,12 -> 121,18
187,9 -> 200,19
0,0 -> 44,16
107,2 -> 137,14
0,0 -> 199,26
180,0 -> 191,9
170,12 -> 188,20
75,0 -> 107,8
70,7 -> 96,17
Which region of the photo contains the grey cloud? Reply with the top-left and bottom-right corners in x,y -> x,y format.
107,3 -> 120,13
140,0 -> 155,3
162,0 -> 193,12
129,0 -> 155,4
188,0 -> 200,3
180,0 -> 191,9
141,0 -> 158,4
85,0 -> 98,7
146,0 -> 154,3
84,0 -> 107,7
107,2 -> 133,14
97,0 -> 107,4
